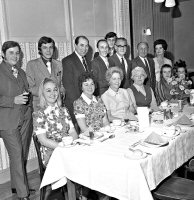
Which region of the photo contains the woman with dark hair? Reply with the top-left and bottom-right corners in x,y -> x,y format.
153,39 -> 172,82
73,72 -> 109,133
155,64 -> 173,105
174,59 -> 188,80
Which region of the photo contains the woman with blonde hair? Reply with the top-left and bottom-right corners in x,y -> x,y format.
101,66 -> 136,122
33,78 -> 77,166
127,66 -> 158,111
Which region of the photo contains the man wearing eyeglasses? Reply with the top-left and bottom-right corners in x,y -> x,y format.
108,37 -> 132,88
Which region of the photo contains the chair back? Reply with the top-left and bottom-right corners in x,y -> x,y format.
32,134 -> 45,180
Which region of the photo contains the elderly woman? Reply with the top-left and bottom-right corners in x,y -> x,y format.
101,66 -> 136,122
155,64 -> 173,105
33,78 -> 78,166
153,39 -> 172,82
127,67 -> 158,111
73,72 -> 109,133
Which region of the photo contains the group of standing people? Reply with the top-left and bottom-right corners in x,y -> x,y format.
0,32 -> 191,200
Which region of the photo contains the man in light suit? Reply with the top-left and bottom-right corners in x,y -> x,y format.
132,42 -> 156,91
26,36 -> 65,111
62,35 -> 91,126
92,39 -> 110,96
109,37 -> 132,88
0,41 -> 33,200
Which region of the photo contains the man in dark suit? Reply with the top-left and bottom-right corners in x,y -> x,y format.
93,32 -> 117,59
132,42 -> 156,91
0,41 -> 33,200
26,36 -> 65,111
92,39 -> 110,96
62,35 -> 91,126
109,37 -> 132,88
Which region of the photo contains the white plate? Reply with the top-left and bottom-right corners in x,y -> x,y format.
140,140 -> 169,148
63,143 -> 76,148
124,151 -> 147,160
162,131 -> 180,138
79,132 -> 104,140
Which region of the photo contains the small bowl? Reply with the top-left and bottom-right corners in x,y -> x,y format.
62,136 -> 73,146
112,119 -> 122,126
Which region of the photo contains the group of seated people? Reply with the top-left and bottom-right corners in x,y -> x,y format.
32,33 -> 193,200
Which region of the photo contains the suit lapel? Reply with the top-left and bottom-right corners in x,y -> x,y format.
37,58 -> 51,77
97,56 -> 109,71
1,61 -> 18,82
72,52 -> 86,72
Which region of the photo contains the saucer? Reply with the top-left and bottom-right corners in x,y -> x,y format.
124,151 -> 147,160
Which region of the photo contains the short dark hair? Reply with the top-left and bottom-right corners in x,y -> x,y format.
174,59 -> 188,76
96,39 -> 108,48
115,37 -> 127,44
2,41 -> 21,57
105,32 -> 117,40
154,39 -> 168,51
75,36 -> 89,45
78,72 -> 97,93
160,64 -> 172,79
38,36 -> 55,55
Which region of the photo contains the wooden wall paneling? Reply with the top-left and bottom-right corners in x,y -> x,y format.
131,0 -> 154,58
152,2 -> 174,62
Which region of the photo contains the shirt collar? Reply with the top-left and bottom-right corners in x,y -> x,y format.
116,53 -> 124,62
100,55 -> 108,65
139,56 -> 147,63
75,51 -> 84,62
41,57 -> 52,65
107,87 -> 122,96
81,93 -> 97,105
133,83 -> 144,92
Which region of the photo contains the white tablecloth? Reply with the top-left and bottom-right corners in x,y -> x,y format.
40,124 -> 194,200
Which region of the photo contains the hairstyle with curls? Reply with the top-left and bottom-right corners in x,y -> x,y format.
96,39 -> 108,48
174,59 -> 188,78
131,66 -> 147,80
74,36 -> 89,45
160,64 -> 172,80
137,42 -> 149,49
78,72 -> 97,93
105,66 -> 124,83
38,36 -> 55,55
105,32 -> 117,40
38,78 -> 61,108
2,41 -> 21,58
154,39 -> 168,51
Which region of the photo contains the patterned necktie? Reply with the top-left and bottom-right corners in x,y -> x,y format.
144,58 -> 151,78
12,66 -> 18,78
82,57 -> 88,72
121,58 -> 126,74
46,61 -> 51,74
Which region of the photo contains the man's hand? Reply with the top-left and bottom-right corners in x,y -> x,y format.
14,93 -> 28,105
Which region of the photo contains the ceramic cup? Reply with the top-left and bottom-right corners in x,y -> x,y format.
62,136 -> 73,146
112,119 -> 122,126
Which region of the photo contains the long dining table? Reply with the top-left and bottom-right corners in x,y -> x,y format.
40,107 -> 194,200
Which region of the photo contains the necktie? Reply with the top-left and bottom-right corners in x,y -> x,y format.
121,58 -> 126,74
46,61 -> 51,74
82,57 -> 88,72
144,58 -> 151,78
12,66 -> 18,78
104,58 -> 109,69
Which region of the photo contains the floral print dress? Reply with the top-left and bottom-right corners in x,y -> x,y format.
33,104 -> 73,166
73,93 -> 106,131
